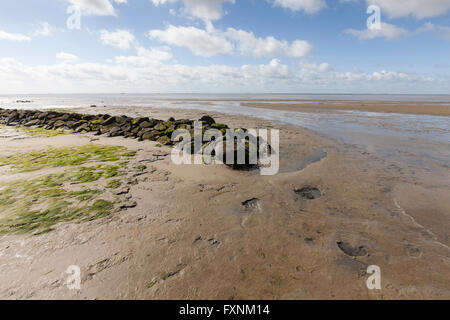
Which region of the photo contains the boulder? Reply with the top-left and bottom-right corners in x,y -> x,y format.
131,117 -> 149,125
140,119 -> 159,129
102,117 -> 115,126
157,135 -> 172,145
142,131 -> 161,141
200,115 -> 215,126
108,126 -> 123,137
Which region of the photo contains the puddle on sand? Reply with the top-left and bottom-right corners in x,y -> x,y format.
278,149 -> 327,174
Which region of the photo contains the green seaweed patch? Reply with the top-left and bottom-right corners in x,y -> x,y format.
69,165 -> 123,184
0,172 -> 114,236
86,200 -> 114,220
104,165 -> 120,178
0,145 -> 137,173
106,180 -> 122,189
70,166 -> 103,183
18,126 -> 71,137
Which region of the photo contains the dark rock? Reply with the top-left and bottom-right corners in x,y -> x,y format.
200,115 -> 215,126
71,120 -> 88,129
114,116 -> 128,124
142,131 -> 160,141
140,119 -> 159,129
25,119 -> 40,126
102,117 -> 115,126
131,117 -> 149,126
53,120 -> 66,128
242,198 -> 261,210
108,127 -> 123,137
75,123 -> 90,133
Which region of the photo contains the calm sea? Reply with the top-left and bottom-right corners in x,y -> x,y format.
1,93 -> 450,110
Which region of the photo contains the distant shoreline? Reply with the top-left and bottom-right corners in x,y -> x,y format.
241,101 -> 450,117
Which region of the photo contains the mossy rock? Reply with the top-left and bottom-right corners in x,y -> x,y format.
157,136 -> 172,146
71,120 -> 88,128
176,124 -> 189,130
212,123 -> 229,130
164,127 -> 175,136
132,117 -> 149,125
139,120 -> 156,129
142,131 -> 160,141
157,124 -> 167,131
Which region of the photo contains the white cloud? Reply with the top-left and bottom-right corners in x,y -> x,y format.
66,0 -> 127,16
56,52 -> 79,62
31,22 -> 53,37
148,25 -> 234,57
418,22 -> 450,40
226,28 -> 312,58
367,0 -> 450,19
0,30 -> 31,42
151,0 -> 450,19
242,59 -> 291,79
345,22 -> 408,40
114,47 -> 173,66
148,25 -> 312,58
272,0 -> 326,14
0,55 -> 444,94
301,61 -> 333,72
100,29 -> 135,49
270,0 -> 450,17
150,0 -> 235,21
318,62 -> 333,72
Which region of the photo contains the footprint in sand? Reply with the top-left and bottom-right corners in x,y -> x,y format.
337,241 -> 368,257
294,186 -> 322,200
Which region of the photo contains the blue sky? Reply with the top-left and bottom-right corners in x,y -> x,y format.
0,0 -> 449,93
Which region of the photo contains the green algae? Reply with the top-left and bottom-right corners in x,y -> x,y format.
0,145 -> 139,236
106,180 -> 122,189
0,145 -> 135,173
17,126 -> 71,137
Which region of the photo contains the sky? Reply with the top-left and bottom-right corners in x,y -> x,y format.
0,0 -> 449,94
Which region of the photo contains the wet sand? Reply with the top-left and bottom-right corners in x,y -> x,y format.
241,101 -> 450,116
0,106 -> 449,300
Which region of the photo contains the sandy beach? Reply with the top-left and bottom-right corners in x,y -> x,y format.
0,105 -> 448,300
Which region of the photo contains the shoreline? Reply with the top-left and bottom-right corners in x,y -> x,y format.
240,101 -> 450,117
